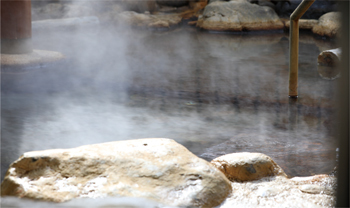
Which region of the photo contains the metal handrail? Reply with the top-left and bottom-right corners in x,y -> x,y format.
289,0 -> 315,98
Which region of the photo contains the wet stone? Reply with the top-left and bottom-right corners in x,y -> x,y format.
211,152 -> 287,182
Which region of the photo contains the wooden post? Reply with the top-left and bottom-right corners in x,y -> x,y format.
1,0 -> 33,54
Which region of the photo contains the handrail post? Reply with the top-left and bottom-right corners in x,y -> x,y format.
289,0 -> 315,98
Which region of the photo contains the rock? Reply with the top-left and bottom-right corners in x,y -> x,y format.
283,19 -> 318,30
312,12 -> 341,38
114,11 -> 182,28
197,1 -> 284,31
211,152 -> 287,182
317,48 -> 341,67
1,138 -> 232,207
220,175 -> 336,208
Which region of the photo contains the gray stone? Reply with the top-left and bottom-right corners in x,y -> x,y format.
312,12 -> 341,38
197,0 -> 284,31
113,11 -> 182,28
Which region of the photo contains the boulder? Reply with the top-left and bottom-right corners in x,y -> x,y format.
1,138 -> 231,207
312,12 -> 341,38
211,152 -> 287,182
197,0 -> 284,31
112,11 -> 182,28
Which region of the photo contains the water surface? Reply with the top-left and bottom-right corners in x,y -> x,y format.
1,26 -> 338,182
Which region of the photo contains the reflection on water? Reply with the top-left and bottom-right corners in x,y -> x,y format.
1,27 -> 338,181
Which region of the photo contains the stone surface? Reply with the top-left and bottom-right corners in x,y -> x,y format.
211,152 -> 287,182
317,48 -> 341,67
283,19 -> 318,30
1,50 -> 65,67
312,12 -> 341,38
219,175 -> 336,208
111,11 -> 182,28
197,0 -> 284,31
1,138 -> 232,207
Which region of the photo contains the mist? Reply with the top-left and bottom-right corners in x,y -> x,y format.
1,0 -> 339,183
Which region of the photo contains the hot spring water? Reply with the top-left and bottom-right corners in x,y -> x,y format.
1,26 -> 338,206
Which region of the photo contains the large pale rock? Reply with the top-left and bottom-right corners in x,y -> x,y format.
1,138 -> 231,207
312,12 -> 341,38
197,0 -> 284,31
211,152 -> 287,182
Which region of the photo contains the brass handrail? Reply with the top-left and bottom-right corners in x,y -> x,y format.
289,0 -> 315,97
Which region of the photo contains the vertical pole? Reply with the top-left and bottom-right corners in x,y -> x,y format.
288,0 -> 315,97
336,0 -> 349,206
1,0 -> 33,54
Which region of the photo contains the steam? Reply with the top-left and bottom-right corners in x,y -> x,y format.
1,1 -> 338,183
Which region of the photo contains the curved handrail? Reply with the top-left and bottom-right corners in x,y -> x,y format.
289,0 -> 315,98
